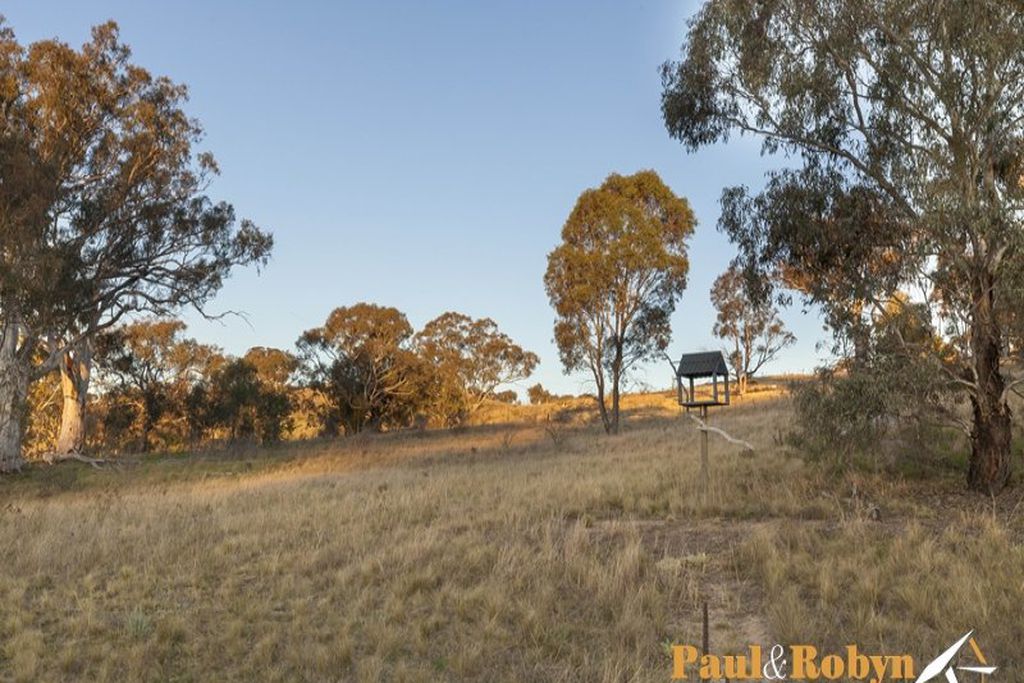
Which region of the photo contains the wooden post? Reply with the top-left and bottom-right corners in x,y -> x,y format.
702,601 -> 709,659
699,404 -> 709,500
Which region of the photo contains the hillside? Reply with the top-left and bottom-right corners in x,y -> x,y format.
1,389 -> 1021,681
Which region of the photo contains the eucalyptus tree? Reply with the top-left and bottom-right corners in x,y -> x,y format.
415,312 -> 538,426
711,266 -> 795,394
544,170 -> 695,434
199,354 -> 293,444
663,0 -> 1024,493
243,347 -> 298,389
296,304 -> 429,435
0,20 -> 271,469
95,320 -> 221,452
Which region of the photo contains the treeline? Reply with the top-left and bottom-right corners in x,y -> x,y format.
25,305 -> 537,457
22,305 -> 536,458
0,24 -> 544,469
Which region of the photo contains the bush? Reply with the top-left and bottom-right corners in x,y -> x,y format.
790,354 -> 959,466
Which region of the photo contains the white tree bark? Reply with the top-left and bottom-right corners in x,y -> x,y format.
0,325 -> 30,472
54,346 -> 92,456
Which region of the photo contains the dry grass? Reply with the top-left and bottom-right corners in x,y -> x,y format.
741,513 -> 1024,673
0,388 -> 1022,681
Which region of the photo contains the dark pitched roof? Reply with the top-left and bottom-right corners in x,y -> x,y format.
675,351 -> 728,378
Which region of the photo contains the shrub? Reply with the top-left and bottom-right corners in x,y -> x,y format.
791,354 -> 959,466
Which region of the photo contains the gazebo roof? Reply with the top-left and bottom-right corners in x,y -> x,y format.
675,351 -> 729,378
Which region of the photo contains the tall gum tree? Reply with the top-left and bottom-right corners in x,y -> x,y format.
544,170 -> 695,435
662,0 -> 1024,493
711,265 -> 795,394
0,20 -> 271,470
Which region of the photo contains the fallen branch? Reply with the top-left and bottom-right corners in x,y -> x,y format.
42,452 -> 107,469
686,413 -> 754,453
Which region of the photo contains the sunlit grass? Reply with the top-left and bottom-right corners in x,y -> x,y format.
0,390 -> 1020,681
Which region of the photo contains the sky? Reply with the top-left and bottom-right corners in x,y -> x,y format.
4,1 -> 833,396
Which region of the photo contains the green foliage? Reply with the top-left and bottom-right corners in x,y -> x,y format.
544,170 -> 695,434
0,19 -> 271,469
201,358 -> 293,444
297,305 -> 538,434
296,304 -> 431,435
791,354 -> 959,466
93,391 -> 138,455
92,320 -> 297,450
0,18 -> 272,355
662,0 -> 1024,491
791,367 -> 896,462
792,295 -> 960,465
95,320 -> 221,451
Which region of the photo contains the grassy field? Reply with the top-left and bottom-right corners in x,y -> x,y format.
1,389 -> 1022,681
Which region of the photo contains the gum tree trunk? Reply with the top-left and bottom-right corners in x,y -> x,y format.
609,373 -> 621,435
54,346 -> 92,455
0,325 -> 29,472
967,273 -> 1012,494
606,341 -> 623,435
594,380 -> 611,434
0,375 -> 27,472
589,345 -> 612,435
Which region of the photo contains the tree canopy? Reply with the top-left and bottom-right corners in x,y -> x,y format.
95,320 -> 220,451
0,20 -> 272,470
545,170 -> 695,434
662,0 -> 1024,492
296,304 -> 429,435
416,312 -> 538,426
710,265 -> 795,393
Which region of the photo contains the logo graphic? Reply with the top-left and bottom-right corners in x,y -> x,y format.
915,631 -> 996,682
670,630 -> 998,682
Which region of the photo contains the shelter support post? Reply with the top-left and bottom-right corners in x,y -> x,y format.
699,404 -> 709,500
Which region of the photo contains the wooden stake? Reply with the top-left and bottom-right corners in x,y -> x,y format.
702,601 -> 709,658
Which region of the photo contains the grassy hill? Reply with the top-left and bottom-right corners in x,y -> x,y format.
0,387 -> 1021,681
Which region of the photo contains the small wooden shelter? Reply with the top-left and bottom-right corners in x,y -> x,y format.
674,351 -> 730,409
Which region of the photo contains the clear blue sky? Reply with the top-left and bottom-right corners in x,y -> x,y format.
5,1 -> 831,395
